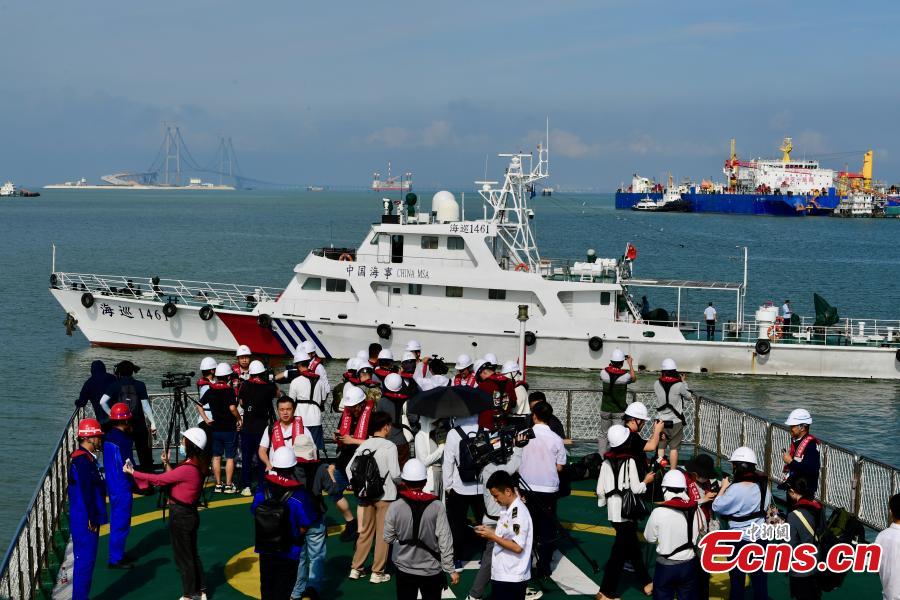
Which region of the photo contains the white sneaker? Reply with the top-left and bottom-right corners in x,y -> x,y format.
240,486 -> 252,497
525,587 -> 544,600
369,572 -> 391,584
349,568 -> 367,580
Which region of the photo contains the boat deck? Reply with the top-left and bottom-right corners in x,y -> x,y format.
52,478 -> 882,600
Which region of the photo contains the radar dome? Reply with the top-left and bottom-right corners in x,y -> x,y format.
432,190 -> 460,223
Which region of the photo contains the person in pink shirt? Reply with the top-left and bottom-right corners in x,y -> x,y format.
125,428 -> 209,600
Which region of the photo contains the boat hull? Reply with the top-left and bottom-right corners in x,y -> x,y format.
615,191 -> 842,216
51,288 -> 900,379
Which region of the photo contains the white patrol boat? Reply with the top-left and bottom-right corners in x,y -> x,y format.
49,138 -> 900,378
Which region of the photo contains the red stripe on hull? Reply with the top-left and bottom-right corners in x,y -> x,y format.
217,313 -> 287,355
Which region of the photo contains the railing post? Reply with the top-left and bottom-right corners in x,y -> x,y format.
852,457 -> 863,517
692,395 -> 701,456
763,425 -> 773,479
715,402 -> 723,468
819,447 -> 828,503
565,391 -> 572,439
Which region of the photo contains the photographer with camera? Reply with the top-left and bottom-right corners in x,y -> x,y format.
100,360 -> 157,472
598,349 -> 636,455
443,413 -> 487,571
238,360 -> 279,496
596,424 -> 656,599
654,358 -> 692,470
519,402 -> 567,579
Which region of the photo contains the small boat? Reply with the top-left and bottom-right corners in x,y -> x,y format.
631,188 -> 690,212
0,181 -> 40,197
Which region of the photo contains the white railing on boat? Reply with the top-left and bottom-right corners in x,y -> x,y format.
3,389 -> 899,598
50,272 -> 283,313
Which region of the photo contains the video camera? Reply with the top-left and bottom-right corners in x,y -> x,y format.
161,371 -> 195,389
465,415 -> 535,470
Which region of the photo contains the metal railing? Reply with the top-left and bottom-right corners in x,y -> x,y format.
0,407 -> 84,600
51,272 -> 283,314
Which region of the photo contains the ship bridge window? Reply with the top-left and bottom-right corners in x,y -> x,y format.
488,289 -> 507,300
601,292 -> 611,305
302,277 -> 322,291
391,235 -> 404,263
369,233 -> 381,245
445,286 -> 463,298
421,235 -> 439,250
408,284 -> 423,295
325,278 -> 348,293
448,236 -> 465,250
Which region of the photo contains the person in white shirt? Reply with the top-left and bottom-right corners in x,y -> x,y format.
782,299 -> 792,320
413,415 -> 445,496
288,350 -> 329,452
876,493 -> 900,600
519,402 -> 566,577
475,470 -> 533,600
703,302 -> 717,341
346,411 -> 401,583
644,470 -> 707,600
257,397 -> 318,470
442,414 -> 486,569
596,424 -> 655,599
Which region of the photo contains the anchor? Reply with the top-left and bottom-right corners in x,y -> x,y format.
63,313 -> 78,336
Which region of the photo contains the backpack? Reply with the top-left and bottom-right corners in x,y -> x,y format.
455,426 -> 483,484
254,488 -> 300,554
794,506 -> 865,592
118,381 -> 141,415
397,497 -> 441,561
350,449 -> 387,501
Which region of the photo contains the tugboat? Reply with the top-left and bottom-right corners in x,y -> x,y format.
631,176 -> 691,212
48,135 -> 900,378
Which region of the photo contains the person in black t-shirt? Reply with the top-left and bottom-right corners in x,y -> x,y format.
207,362 -> 242,493
621,401 -> 664,477
237,360 -> 279,496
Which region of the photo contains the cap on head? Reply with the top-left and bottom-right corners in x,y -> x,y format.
182,427 -> 207,450
611,349 -> 625,362
401,351 -> 417,362
405,340 -> 422,352
343,385 -> 366,407
215,362 -> 233,377
785,409 -> 812,426
384,373 -> 403,392
77,418 -> 104,438
200,356 -> 217,372
377,348 -> 394,361
401,458 -> 427,483
271,446 -> 298,469
624,401 -> 649,421
236,345 -> 252,357
500,360 -> 520,376
661,469 -> 687,490
661,358 -> 677,371
249,360 -> 266,376
110,403 -> 132,421
729,446 -> 758,465
455,354 -> 473,370
607,424 -> 630,448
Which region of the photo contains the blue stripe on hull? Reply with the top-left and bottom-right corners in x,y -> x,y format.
300,321 -> 332,359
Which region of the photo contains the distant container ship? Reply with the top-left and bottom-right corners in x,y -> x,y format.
615,138 -> 870,217
371,161 -> 412,192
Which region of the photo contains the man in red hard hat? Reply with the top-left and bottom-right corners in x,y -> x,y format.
68,418 -> 108,600
104,403 -> 136,569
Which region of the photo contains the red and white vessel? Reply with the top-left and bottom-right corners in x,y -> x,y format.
49,137 -> 900,378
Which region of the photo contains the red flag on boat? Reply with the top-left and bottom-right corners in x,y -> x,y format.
625,244 -> 637,261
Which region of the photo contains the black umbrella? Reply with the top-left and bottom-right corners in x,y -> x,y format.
406,385 -> 494,418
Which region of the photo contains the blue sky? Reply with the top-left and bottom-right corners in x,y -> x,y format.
1,1 -> 898,189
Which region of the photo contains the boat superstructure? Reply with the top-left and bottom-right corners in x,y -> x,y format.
371,161 -> 412,192
49,137 -> 900,378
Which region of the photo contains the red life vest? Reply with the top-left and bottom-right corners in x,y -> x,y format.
660,497 -> 698,510
454,372 -> 477,387
343,371 -> 360,385
794,497 -> 822,511
209,381 -> 231,390
309,356 -> 322,374
399,489 -> 438,502
784,434 -> 817,473
271,417 -> 305,450
338,399 -> 374,441
605,366 -> 627,376
374,367 -> 395,380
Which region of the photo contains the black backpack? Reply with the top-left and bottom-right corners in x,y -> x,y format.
397,497 -> 441,560
350,449 -> 387,501
795,506 -> 866,592
254,488 -> 300,554
455,426 -> 483,484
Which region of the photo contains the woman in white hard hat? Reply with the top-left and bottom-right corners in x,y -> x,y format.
453,354 -> 477,387
126,428 -> 210,600
711,446 -> 772,600
654,358 -> 692,469
596,424 -> 655,599
643,469 -> 707,599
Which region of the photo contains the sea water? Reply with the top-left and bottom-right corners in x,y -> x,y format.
0,189 -> 897,550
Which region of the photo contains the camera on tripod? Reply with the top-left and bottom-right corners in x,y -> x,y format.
161,371 -> 195,389
465,416 -> 535,470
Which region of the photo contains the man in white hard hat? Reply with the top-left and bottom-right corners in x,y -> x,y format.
301,340 -> 330,395
598,348 -> 637,455
453,354 -> 477,387
406,339 -> 432,379
195,356 -> 218,427
712,446 -> 772,600
384,459 -> 459,600
643,469 -> 706,600
234,344 -> 253,379
781,408 -> 820,498
654,358 -> 692,470
208,362 -> 243,494
288,349 -> 329,452
622,402 -> 665,472
374,348 -> 397,383
500,361 -> 530,415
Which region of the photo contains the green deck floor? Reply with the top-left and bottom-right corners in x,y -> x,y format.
77,480 -> 881,600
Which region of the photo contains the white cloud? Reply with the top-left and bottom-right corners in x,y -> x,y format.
769,109 -> 792,131
366,120 -> 454,148
794,130 -> 829,154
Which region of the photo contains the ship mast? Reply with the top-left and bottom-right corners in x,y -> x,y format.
476,127 -> 549,272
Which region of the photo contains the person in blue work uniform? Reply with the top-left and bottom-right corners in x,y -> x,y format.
76,360 -> 116,428
103,402 -> 136,569
68,418 -> 108,600
252,446 -> 320,600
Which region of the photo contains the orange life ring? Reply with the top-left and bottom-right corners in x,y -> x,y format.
514,262 -> 529,272
767,324 -> 782,341
338,253 -> 353,262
